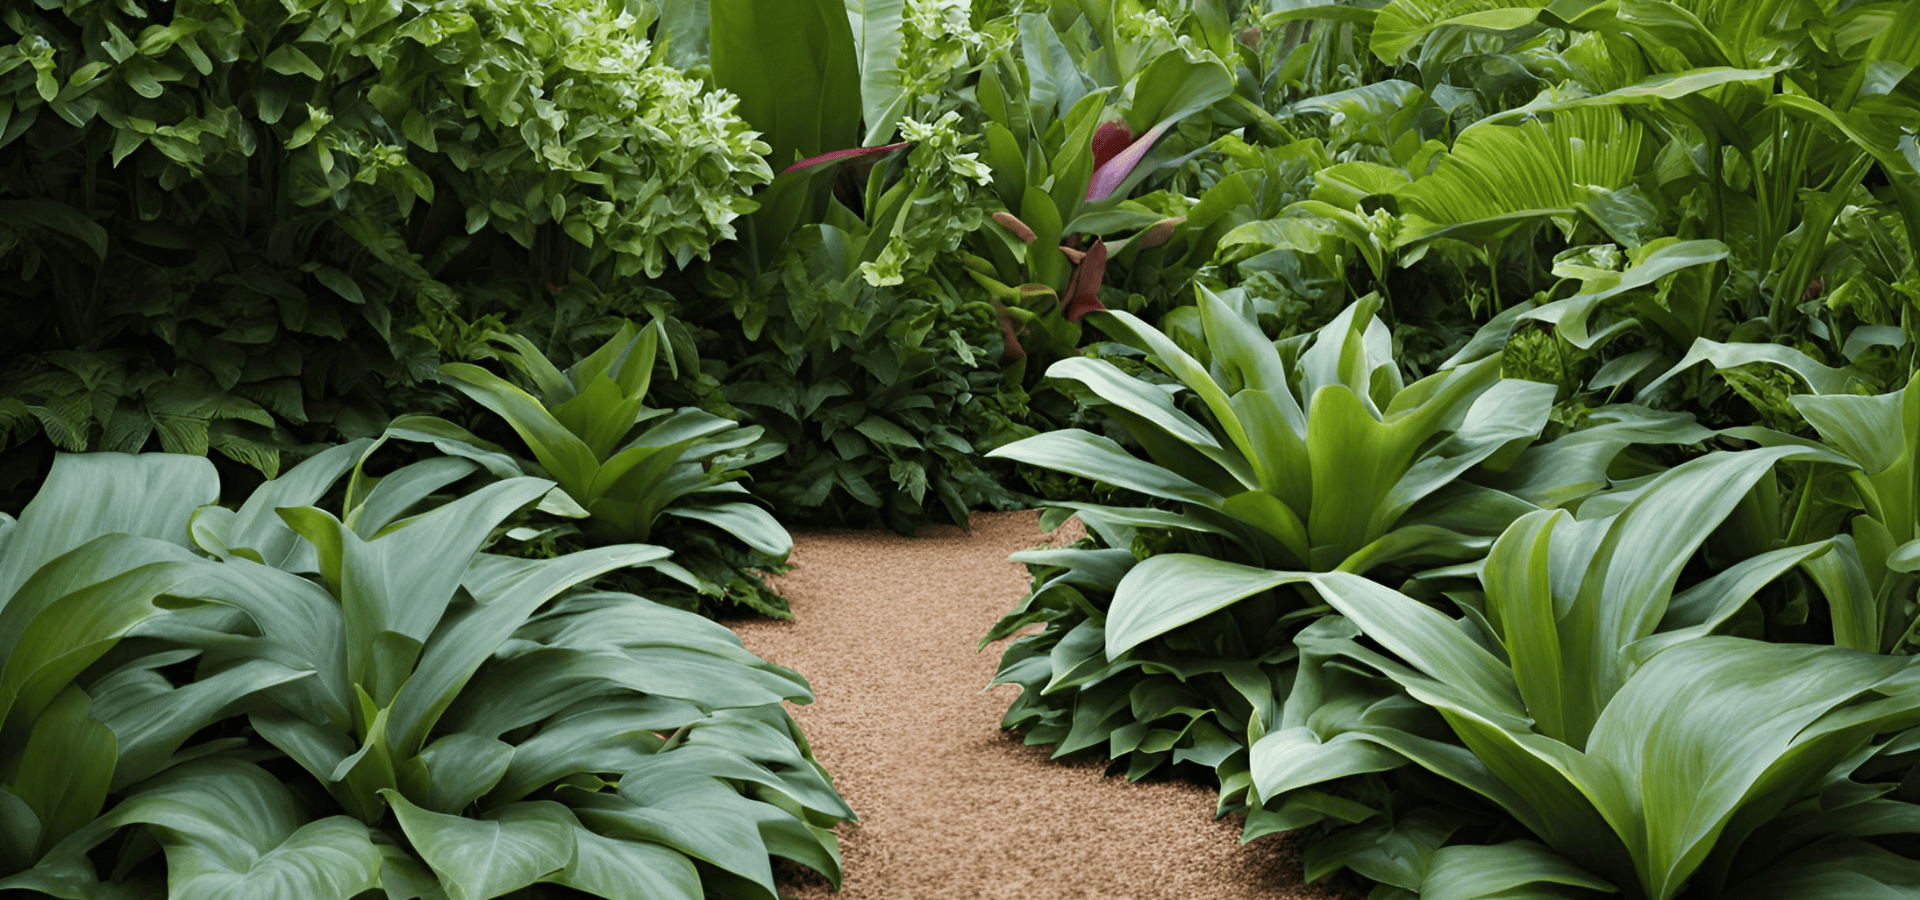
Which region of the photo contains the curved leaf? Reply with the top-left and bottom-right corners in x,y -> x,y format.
385,792 -> 574,900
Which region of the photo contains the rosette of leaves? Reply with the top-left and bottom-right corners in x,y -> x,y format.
0,442 -> 853,899
393,319 -> 798,618
1238,443 -> 1920,900
982,287 -> 1566,795
0,0 -> 770,488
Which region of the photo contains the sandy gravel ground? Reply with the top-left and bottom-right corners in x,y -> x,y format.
726,509 -> 1352,900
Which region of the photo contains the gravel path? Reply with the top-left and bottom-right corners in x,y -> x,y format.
726,510 -> 1348,900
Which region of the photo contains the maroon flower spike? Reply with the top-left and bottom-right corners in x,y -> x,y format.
992,211 -> 1037,243
1134,216 -> 1186,250
992,299 -> 1027,362
1090,121 -> 1135,173
781,141 -> 911,175
1059,245 -> 1088,265
1061,239 -> 1109,323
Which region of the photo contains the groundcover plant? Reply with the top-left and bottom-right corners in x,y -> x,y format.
0,447 -> 851,899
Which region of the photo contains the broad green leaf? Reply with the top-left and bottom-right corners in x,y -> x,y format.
397,735 -> 516,815
387,545 -> 673,755
849,0 -> 908,144
1250,726 -> 1406,798
107,759 -> 381,900
1484,510 -> 1572,742
1372,1 -> 1552,65
987,430 -> 1223,506
1641,338 -> 1867,398
8,686 -> 113,859
279,477 -> 553,704
1521,240 -> 1728,349
1418,840 -> 1616,900
550,825 -> 701,900
1558,447 -> 1817,743
203,439 -> 372,570
89,656 -> 313,789
0,542 -> 208,742
1588,639 -> 1920,900
1305,572 -> 1524,717
662,502 -> 792,557
0,452 -> 217,602
385,792 -> 574,900
1106,555 -> 1301,658
347,457 -> 479,538
1479,66 -> 1787,127
1395,107 -> 1643,249
438,365 -> 600,493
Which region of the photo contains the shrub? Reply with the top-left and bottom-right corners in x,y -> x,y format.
0,0 -> 770,493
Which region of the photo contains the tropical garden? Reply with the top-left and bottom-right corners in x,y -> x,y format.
0,0 -> 1916,896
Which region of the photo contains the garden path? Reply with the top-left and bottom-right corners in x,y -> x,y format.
725,509 -> 1350,900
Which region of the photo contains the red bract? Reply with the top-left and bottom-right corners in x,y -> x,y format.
993,211 -> 1037,243
1086,119 -> 1179,202
992,298 -> 1027,362
781,141 -> 911,175
1060,238 -> 1108,322
1090,120 -> 1135,172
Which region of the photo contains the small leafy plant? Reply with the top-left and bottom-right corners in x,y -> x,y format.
399,319 -> 796,617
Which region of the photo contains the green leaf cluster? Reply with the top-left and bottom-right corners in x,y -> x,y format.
0,446 -> 850,899
0,0 -> 770,495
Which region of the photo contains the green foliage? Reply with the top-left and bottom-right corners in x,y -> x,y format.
0,446 -> 851,899
0,0 -> 770,490
984,292 -> 1581,791
395,318 -> 797,618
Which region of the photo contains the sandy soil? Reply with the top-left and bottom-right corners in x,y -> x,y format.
726,509 -> 1352,900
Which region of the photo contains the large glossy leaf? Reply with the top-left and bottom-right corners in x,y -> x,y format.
1557,448 -> 1818,742
987,429 -> 1223,506
1483,509 -> 1572,742
197,440 -> 370,571
848,0 -> 908,144
661,502 -> 791,557
549,824 -> 701,900
1641,338 -> 1868,398
0,539 -> 211,742
385,792 -> 573,900
1418,840 -> 1616,900
8,686 -> 113,861
1106,555 -> 1300,658
106,759 -> 381,900
88,655 -> 313,790
0,453 -> 216,603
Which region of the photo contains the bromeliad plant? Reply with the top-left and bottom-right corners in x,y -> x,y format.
983,286 -> 1572,791
394,319 -> 796,617
0,442 -> 853,899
